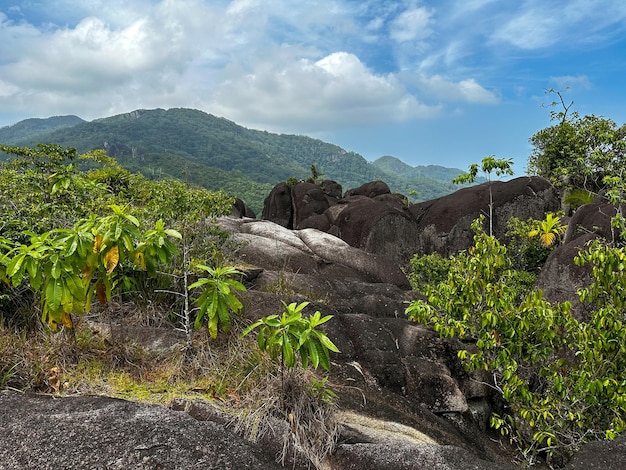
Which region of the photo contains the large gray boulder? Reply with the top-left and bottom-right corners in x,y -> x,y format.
262,177 -> 560,264
262,180 -> 420,265
0,391 -> 281,470
563,435 -> 626,470
218,217 -> 410,288
409,176 -> 560,257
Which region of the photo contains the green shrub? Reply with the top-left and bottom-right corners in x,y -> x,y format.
406,252 -> 452,292
406,216 -> 626,466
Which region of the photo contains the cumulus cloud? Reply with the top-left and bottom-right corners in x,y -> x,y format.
407,74 -> 498,104
2,0 -> 621,134
210,51 -> 440,132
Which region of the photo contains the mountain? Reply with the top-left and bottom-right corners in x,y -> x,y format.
0,115 -> 85,144
371,155 -> 466,183
0,108 -> 464,213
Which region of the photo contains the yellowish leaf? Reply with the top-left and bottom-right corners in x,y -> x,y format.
135,251 -> 146,270
61,312 -> 73,329
105,246 -> 119,274
93,235 -> 103,253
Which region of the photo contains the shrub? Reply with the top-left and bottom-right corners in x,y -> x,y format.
406,216 -> 626,466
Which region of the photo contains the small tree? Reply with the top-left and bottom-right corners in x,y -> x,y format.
1,206 -> 180,331
453,155 -> 514,236
241,301 -> 340,398
189,265 -> 246,339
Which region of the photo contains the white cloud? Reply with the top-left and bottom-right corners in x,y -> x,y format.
492,0 -> 626,49
407,74 -> 498,104
550,75 -> 592,92
390,7 -> 433,43
210,51 -> 440,132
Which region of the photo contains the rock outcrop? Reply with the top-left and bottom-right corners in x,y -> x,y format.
536,201 -> 619,318
409,176 -> 561,256
0,391 -> 282,470
261,177 -> 560,264
215,216 -> 514,468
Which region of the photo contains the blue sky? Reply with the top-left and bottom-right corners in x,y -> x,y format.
1,1 -> 626,173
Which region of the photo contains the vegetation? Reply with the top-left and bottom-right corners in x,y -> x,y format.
406,216 -> 626,466
453,155 -> 514,235
242,301 -> 339,374
1,108 -> 467,212
405,252 -> 452,292
528,89 -> 626,198
189,265 -> 246,339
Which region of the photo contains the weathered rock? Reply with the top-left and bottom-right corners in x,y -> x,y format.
535,233 -> 596,320
330,442 -> 518,470
537,201 -> 619,319
563,435 -> 626,470
409,176 -> 560,256
317,195 -> 420,265
261,181 -> 293,228
262,177 -> 561,265
218,217 -> 410,288
231,198 -> 256,219
563,201 -> 617,244
344,180 -> 393,198
0,391 -> 281,470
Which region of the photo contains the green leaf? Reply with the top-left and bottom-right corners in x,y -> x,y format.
45,278 -> 64,312
282,333 -> 296,368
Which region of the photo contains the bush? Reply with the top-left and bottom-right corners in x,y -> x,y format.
406,216 -> 626,467
406,252 -> 452,292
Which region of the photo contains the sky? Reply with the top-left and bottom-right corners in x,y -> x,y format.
1,1 -> 626,174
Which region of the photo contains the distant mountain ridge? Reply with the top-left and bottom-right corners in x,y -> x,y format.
0,108 -> 465,213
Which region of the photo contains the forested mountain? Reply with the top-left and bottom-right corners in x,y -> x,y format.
0,108 -> 463,213
371,155 -> 469,183
0,115 -> 85,144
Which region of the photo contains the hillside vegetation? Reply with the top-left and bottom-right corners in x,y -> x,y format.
0,108 -> 462,213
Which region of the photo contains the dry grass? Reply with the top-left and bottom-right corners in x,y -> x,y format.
235,368 -> 340,470
1,313 -> 340,470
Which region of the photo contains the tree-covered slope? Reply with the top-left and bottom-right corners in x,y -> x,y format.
0,115 -> 85,144
2,108 -> 465,211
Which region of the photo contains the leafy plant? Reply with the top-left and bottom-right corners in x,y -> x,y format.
0,206 -> 181,330
241,301 -> 339,372
505,216 -> 552,273
453,155 -> 514,236
528,212 -> 567,248
405,252 -> 452,292
189,265 -> 246,339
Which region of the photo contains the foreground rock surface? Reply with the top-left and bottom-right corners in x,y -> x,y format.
0,391 -> 282,470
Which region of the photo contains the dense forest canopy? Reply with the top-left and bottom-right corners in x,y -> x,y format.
0,108 -> 463,213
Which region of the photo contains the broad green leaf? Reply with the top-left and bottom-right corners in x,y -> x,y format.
282,333 -> 295,368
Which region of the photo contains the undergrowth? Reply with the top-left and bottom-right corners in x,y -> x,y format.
0,320 -> 272,405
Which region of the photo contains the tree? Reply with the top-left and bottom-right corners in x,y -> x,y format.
453,155 -> 514,236
406,215 -> 626,466
1,206 -> 181,331
528,90 -> 626,197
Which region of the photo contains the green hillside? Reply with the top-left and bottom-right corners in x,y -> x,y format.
0,115 -> 85,143
1,108 -> 464,213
